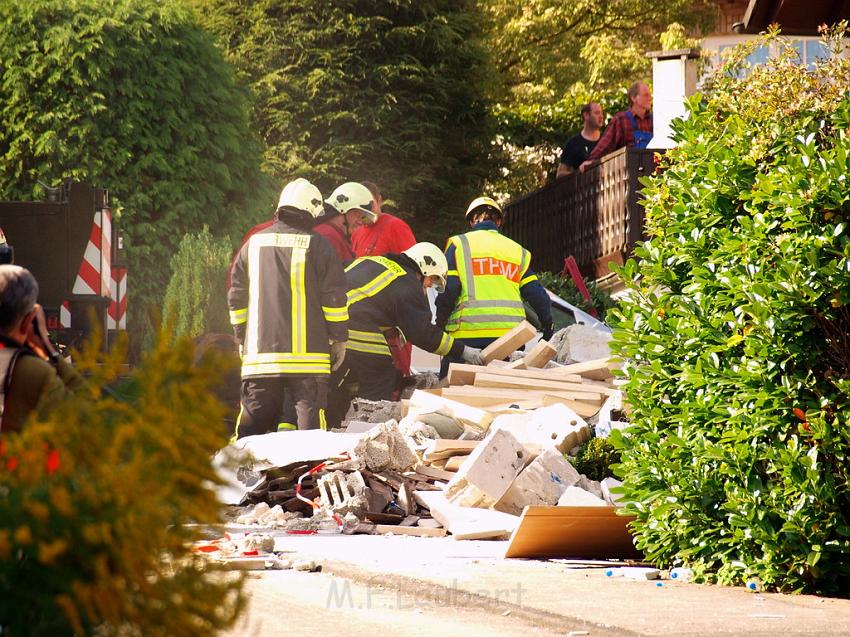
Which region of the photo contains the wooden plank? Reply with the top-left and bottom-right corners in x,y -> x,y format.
473,374 -> 604,402
541,394 -> 600,418
375,524 -> 447,538
504,506 -> 641,559
480,320 -> 537,364
414,465 -> 455,482
505,358 -> 526,370
414,491 -> 520,540
558,357 -> 621,381
444,455 -> 468,472
523,340 -> 557,368
424,439 -> 479,454
486,359 -> 510,368
447,363 -> 582,387
441,388 -> 545,410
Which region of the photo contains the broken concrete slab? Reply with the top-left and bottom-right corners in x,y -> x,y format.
444,428 -> 528,508
577,475 -> 604,500
317,470 -> 368,518
345,398 -> 402,424
557,486 -> 608,507
551,324 -> 612,364
399,412 -> 464,439
414,490 -> 520,540
353,420 -> 418,472
490,403 -> 590,457
494,449 -> 581,516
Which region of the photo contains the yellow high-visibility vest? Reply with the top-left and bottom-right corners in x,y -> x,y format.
445,229 -> 533,339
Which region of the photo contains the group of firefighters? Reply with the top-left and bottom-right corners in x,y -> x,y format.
227,178 -> 553,438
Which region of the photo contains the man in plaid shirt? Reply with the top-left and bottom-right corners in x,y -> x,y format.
579,82 -> 653,172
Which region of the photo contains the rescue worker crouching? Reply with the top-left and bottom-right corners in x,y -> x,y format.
313,182 -> 378,264
327,242 -> 484,427
435,196 -> 553,378
228,178 -> 349,438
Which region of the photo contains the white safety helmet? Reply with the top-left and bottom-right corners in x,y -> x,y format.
403,242 -> 448,292
324,182 -> 378,223
277,178 -> 324,218
465,196 -> 503,221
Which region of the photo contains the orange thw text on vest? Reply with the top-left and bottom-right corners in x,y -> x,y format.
470,257 -> 521,282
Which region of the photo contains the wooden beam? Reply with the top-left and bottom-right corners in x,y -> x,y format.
480,321 -> 537,363
408,389 -> 493,431
447,363 -> 582,387
523,340 -> 557,368
557,357 -> 621,381
541,394 -> 601,418
444,455 -> 469,472
473,374 -> 604,402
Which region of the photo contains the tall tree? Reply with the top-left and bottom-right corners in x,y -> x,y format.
189,0 -> 494,242
0,0 -> 270,344
481,0 -> 715,199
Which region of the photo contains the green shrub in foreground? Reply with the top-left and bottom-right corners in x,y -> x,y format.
610,27 -> 850,594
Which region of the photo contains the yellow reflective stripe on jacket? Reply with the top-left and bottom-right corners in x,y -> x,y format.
277,422 -> 297,431
290,246 -> 307,353
346,256 -> 407,307
348,329 -> 391,356
323,305 -> 349,322
435,332 -> 454,356
229,307 -> 248,325
520,273 -> 538,286
242,362 -> 330,376
348,341 -> 392,356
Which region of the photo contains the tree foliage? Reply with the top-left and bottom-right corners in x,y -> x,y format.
610,28 -> 850,594
482,0 -> 714,198
0,0 -> 271,345
0,331 -> 244,635
163,227 -> 233,339
190,0 -> 494,243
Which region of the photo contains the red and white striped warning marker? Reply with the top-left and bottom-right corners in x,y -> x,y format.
72,209 -> 112,297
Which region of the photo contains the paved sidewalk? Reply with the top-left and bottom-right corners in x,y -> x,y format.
264,533 -> 850,636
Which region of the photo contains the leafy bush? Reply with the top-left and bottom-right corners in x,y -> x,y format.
610,27 -> 850,594
0,332 -> 244,635
537,271 -> 617,323
0,0 -> 272,350
163,227 -> 234,339
572,437 -> 621,482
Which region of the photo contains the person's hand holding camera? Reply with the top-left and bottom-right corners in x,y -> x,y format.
26,304 -> 60,363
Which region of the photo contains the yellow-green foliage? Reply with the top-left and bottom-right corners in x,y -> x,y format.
0,330 -> 245,636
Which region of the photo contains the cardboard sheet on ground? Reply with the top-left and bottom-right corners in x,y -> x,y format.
213,430 -> 363,504
504,506 -> 641,559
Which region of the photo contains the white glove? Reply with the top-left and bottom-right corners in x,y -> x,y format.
461,345 -> 485,366
330,341 -> 347,371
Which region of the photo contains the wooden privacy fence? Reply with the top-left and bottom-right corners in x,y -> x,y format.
503,147 -> 657,280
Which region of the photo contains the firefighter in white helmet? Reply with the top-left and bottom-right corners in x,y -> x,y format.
326,241 -> 483,426
228,178 -> 349,437
313,182 -> 378,263
435,196 -> 553,377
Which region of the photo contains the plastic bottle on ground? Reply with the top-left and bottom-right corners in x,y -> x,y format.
669,567 -> 693,582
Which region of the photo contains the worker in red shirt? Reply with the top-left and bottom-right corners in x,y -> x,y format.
351,182 -> 416,257
314,182 -> 378,263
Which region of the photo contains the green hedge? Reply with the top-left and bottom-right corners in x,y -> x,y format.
610,28 -> 850,594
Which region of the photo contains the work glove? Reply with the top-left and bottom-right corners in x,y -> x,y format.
541,322 -> 555,342
330,341 -> 347,372
461,345 -> 485,366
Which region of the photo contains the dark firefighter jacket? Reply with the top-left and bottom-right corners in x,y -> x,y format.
228,218 -> 349,377
344,254 -> 464,359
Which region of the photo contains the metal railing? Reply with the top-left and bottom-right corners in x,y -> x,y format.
503,147 -> 657,279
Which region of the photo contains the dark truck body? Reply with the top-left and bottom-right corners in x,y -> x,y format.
0,180 -> 126,350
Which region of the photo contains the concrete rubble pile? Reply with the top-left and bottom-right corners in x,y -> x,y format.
214,320 -> 630,549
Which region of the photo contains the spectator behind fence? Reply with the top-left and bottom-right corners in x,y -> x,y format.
0,265 -> 84,434
556,102 -> 604,179
579,82 -> 653,173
